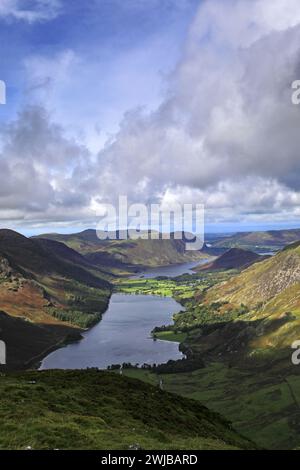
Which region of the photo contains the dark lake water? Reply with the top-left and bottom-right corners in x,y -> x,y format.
132,260 -> 207,279
40,294 -> 184,370
40,261 -> 208,370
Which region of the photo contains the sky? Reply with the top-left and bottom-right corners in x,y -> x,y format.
1,0 -> 300,235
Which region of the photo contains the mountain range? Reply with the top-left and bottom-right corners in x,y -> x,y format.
210,229 -> 300,252
0,228 -> 209,368
1,226 -> 300,448
1,226 -> 300,370
33,229 -> 208,269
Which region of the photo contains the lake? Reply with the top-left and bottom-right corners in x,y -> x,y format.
40,293 -> 185,370
132,260 -> 207,279
40,260 -> 208,370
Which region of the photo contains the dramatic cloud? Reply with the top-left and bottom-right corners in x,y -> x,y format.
1,0 -> 300,229
0,0 -> 62,23
90,0 -> 300,224
0,106 -> 94,224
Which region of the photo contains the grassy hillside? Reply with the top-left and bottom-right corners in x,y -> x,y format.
189,243 -> 300,364
0,230 -> 110,287
188,245 -> 300,449
125,363 -> 300,450
34,229 -> 208,268
0,369 -> 255,450
0,230 -> 112,368
205,243 -> 300,312
163,244 -> 300,362
0,230 -> 111,327
212,229 -> 300,252
117,247 -> 300,449
197,248 -> 263,271
0,311 -> 80,370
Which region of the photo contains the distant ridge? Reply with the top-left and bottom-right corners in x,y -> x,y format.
0,229 -> 110,289
198,248 -> 263,271
33,229 -> 209,268
211,228 -> 300,252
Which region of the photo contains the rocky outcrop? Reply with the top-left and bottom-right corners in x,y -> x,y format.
0,257 -> 17,280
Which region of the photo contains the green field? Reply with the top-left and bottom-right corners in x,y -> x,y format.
116,271 -> 233,299
155,331 -> 187,343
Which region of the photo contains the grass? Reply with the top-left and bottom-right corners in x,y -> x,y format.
0,370 -> 255,450
115,265 -> 300,450
122,363 -> 300,450
154,331 -> 187,343
116,271 -> 233,299
44,278 -> 111,328
116,272 -> 235,333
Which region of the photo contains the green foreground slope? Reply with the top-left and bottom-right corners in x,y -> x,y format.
126,362 -> 300,450
0,370 -> 255,450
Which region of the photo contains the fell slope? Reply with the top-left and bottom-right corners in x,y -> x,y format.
212,228 -> 300,252
206,243 -> 300,309
189,243 -> 300,357
0,311 -> 80,370
132,243 -> 300,449
122,241 -> 300,449
34,229 -> 208,268
0,230 -> 110,288
0,370 -> 256,450
0,230 -> 111,368
198,248 -> 263,271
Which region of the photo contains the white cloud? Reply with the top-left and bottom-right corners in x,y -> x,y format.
2,0 -> 300,228
87,0 -> 300,224
0,0 -> 62,23
0,106 -> 93,224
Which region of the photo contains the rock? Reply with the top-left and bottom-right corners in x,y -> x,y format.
128,443 -> 141,450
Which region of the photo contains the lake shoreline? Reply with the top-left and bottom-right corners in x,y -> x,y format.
40,293 -> 185,370
30,293 -> 113,371
36,261 -> 206,371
